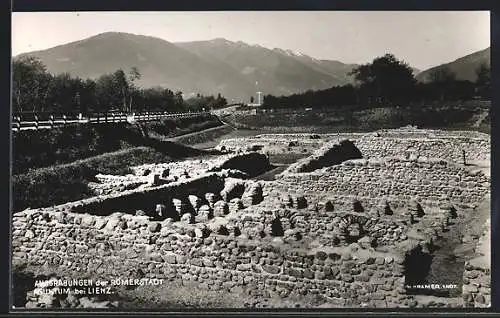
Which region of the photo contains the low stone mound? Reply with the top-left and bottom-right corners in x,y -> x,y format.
242,183 -> 264,206
284,139 -> 363,174
220,178 -> 246,202
213,200 -> 229,216
196,205 -> 214,222
210,152 -> 272,177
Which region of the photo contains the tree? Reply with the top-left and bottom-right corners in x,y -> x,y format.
45,73 -> 85,113
94,68 -> 142,113
127,67 -> 142,112
11,60 -> 189,115
475,63 -> 490,99
250,96 -> 255,104
95,73 -> 121,112
215,93 -> 227,108
428,67 -> 457,101
80,79 -> 97,114
428,67 -> 456,83
12,57 -> 52,113
174,91 -> 184,109
348,53 -> 416,106
185,93 -> 228,111
112,69 -> 129,112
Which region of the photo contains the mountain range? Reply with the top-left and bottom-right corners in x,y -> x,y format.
416,47 -> 490,83
15,32 -> 490,102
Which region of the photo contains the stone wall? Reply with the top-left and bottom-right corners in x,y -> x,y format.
355,135 -> 490,163
219,188 -> 454,258
132,152 -> 267,179
462,219 -> 491,308
131,156 -> 234,179
215,133 -> 363,155
88,152 -> 271,198
58,173 -> 226,217
276,158 -> 489,209
12,208 -> 413,308
215,128 -> 490,165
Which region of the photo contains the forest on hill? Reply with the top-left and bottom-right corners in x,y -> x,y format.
12,57 -> 228,115
263,54 -> 490,109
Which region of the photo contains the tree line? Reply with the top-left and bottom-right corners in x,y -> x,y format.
263,54 -> 491,109
12,57 -> 228,115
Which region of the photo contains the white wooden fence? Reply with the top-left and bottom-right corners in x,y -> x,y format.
11,111 -> 210,131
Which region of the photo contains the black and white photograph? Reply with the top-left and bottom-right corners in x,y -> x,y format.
10,11 -> 491,310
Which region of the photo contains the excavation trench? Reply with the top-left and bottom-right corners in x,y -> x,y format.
405,201 -> 488,298
71,174 -> 226,218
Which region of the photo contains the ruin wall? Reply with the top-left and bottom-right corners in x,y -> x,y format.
462,219 -> 491,308
12,208 -> 411,308
355,136 -> 490,163
276,158 -> 489,210
66,173 -> 226,216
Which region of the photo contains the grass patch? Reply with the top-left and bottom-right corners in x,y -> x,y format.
12,145 -> 200,211
171,125 -> 234,146
147,114 -> 222,138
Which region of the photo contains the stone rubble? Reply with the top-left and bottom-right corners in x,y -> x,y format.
11,127 -> 491,309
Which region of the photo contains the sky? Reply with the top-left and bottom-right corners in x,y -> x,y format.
12,11 -> 490,70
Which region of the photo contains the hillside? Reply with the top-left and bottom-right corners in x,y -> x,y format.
16,32 -> 253,101
416,47 -> 490,83
16,32 -> 357,102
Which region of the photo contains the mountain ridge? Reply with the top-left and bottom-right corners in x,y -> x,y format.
416,47 -> 490,83
15,32 -> 358,101
15,32 -> 489,100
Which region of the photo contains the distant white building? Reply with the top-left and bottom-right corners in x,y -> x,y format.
248,91 -> 263,107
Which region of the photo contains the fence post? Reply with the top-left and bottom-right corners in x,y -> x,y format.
34,115 -> 39,130
14,116 -> 21,131
49,115 -> 54,128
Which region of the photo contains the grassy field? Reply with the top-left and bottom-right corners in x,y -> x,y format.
224,103 -> 490,134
